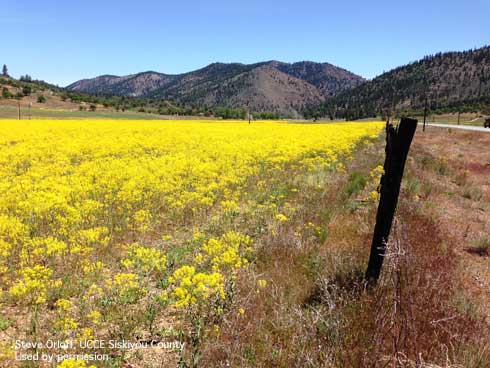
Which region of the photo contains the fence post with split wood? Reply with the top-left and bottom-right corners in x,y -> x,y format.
365,117 -> 418,285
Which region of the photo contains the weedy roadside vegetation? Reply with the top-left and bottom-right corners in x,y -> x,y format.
200,129 -> 490,368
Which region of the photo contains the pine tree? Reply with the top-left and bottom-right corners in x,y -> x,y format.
2,65 -> 7,76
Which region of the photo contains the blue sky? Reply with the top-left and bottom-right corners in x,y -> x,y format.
2,0 -> 488,86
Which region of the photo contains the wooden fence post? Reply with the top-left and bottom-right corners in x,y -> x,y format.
365,117 -> 418,285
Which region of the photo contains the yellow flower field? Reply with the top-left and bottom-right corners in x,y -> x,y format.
0,119 -> 383,367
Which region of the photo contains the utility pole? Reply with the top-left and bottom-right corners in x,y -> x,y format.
457,111 -> 460,125
390,85 -> 396,123
392,95 -> 396,122
422,66 -> 429,132
246,100 -> 251,124
18,99 -> 21,120
28,102 -> 32,120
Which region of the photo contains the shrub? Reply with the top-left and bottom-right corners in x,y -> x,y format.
462,185 -> 483,201
1,87 -> 10,99
22,85 -> 32,96
467,236 -> 490,256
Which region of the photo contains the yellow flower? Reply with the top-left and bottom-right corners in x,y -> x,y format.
369,190 -> 380,201
198,231 -> 251,273
157,290 -> 169,304
55,317 -> 78,334
121,243 -> 167,275
220,200 -> 240,213
56,359 -> 97,368
8,265 -> 60,305
108,272 -> 146,304
275,213 -> 288,222
55,298 -> 72,312
370,165 -> 385,179
77,327 -> 94,341
169,265 -> 225,308
82,261 -> 104,275
132,209 -> 152,232
257,279 -> 267,289
87,310 -> 101,325
194,253 -> 203,264
0,342 -> 15,360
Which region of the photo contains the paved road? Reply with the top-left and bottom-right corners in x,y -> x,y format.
422,123 -> 490,133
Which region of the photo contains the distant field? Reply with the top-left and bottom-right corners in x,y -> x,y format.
307,115 -> 487,126
0,105 -> 179,120
413,112 -> 486,126
2,100 -> 486,125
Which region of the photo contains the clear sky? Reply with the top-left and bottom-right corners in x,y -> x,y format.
2,0 -> 488,86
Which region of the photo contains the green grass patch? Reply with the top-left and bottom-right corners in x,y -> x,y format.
344,171 -> 367,198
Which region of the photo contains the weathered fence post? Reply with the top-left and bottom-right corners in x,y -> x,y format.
365,117 -> 418,285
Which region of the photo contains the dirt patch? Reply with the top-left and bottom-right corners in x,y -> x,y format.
466,162 -> 490,175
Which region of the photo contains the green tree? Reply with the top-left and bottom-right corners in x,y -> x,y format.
22,85 -> 32,96
37,95 -> 46,103
2,65 -> 7,76
2,87 -> 10,99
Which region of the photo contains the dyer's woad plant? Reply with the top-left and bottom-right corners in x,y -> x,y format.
0,119 -> 383,367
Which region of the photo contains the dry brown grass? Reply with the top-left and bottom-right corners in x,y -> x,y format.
410,128 -> 490,324
199,128 -> 490,368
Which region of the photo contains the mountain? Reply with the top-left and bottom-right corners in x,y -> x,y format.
307,46 -> 490,119
67,61 -> 364,116
271,61 -> 364,98
66,73 -> 176,97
